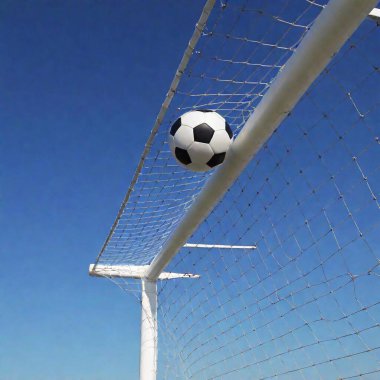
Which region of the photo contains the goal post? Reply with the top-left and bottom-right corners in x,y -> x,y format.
146,0 -> 379,281
140,279 -> 158,380
89,0 -> 380,379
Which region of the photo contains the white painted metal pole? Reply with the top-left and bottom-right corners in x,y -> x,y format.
184,243 -> 256,250
140,280 -> 157,380
146,0 -> 378,281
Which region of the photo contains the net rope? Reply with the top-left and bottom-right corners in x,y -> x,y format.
93,0 -> 380,378
95,0 -> 322,268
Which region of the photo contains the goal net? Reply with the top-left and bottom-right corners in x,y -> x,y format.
91,0 -> 380,378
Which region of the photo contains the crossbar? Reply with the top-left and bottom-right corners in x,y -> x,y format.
146,0 -> 378,281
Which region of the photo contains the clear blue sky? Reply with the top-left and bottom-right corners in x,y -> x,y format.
2,1 -> 380,379
0,1 -> 204,379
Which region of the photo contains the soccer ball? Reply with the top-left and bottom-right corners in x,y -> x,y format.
168,110 -> 233,172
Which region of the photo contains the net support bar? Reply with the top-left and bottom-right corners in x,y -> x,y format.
89,264 -> 199,279
184,243 -> 257,250
140,279 -> 157,380
146,0 -> 378,281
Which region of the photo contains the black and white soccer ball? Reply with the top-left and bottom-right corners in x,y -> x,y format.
168,110 -> 233,172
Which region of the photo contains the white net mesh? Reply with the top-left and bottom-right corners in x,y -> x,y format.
94,0 -> 324,268
92,0 -> 380,378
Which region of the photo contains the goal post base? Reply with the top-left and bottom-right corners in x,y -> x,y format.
88,264 -> 200,280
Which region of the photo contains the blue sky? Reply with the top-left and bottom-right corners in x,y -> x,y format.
0,1 -> 204,378
2,1 -> 380,379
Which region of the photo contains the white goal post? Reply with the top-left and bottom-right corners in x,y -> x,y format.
90,1 -> 380,379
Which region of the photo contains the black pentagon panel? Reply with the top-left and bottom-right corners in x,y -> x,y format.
207,152 -> 226,168
197,109 -> 213,113
170,118 -> 182,136
193,123 -> 214,144
175,147 -> 192,165
225,121 -> 233,139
